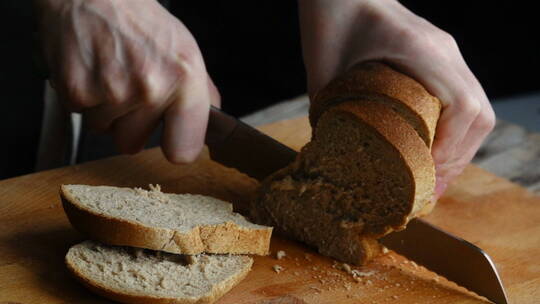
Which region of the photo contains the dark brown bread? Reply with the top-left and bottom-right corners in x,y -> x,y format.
310,61 -> 441,147
252,62 -> 441,265
252,101 -> 436,265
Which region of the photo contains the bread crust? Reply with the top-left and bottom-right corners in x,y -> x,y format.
61,186 -> 272,256
334,101 -> 435,223
310,61 -> 441,147
65,248 -> 252,304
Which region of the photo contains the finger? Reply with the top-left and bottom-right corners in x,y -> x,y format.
434,178 -> 449,200
111,105 -> 163,154
431,93 -> 481,164
390,59 -> 483,166
83,76 -> 140,133
207,76 -> 221,108
434,101 -> 495,199
53,38 -> 102,113
161,76 -> 211,164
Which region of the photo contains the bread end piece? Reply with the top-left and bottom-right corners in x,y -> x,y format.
311,61 -> 442,147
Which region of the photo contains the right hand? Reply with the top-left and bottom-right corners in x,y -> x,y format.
35,0 -> 220,163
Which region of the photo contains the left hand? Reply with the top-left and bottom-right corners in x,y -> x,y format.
298,0 -> 495,198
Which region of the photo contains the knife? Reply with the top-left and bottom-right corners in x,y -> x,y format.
205,106 -> 509,304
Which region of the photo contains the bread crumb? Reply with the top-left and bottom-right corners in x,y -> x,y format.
382,247 -> 389,254
294,271 -> 300,276
411,261 -> 418,268
392,295 -> 399,299
273,265 -> 284,273
276,250 -> 286,260
342,263 -> 352,274
310,286 -> 322,293
352,269 -> 375,278
366,279 -> 373,285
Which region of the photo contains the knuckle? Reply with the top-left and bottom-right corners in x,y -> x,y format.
64,84 -> 92,109
437,29 -> 458,48
172,49 -> 205,82
139,76 -> 166,108
397,26 -> 423,45
476,108 -> 496,132
101,81 -> 126,106
457,97 -> 482,120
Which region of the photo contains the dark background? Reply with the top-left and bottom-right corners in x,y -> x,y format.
0,1 -> 539,179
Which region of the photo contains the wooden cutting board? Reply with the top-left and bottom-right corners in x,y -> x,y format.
1,116 -> 539,304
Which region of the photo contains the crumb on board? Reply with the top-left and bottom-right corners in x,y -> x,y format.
310,286 -> 322,293
382,247 -> 389,254
273,265 -> 284,273
276,250 -> 286,260
342,263 -> 352,274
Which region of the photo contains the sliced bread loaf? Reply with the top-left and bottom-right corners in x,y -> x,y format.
310,61 -> 441,147
66,240 -> 252,304
61,184 -> 272,255
252,101 -> 436,265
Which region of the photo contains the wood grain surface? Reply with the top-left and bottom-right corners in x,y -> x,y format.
1,116 -> 539,304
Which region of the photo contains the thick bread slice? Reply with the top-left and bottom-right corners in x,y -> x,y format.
311,61 -> 442,147
66,240 -> 252,304
61,185 -> 272,255
252,101 -> 435,265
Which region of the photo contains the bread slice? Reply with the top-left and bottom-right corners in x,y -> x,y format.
310,61 -> 441,147
252,101 -> 435,265
66,240 -> 252,304
61,184 -> 272,255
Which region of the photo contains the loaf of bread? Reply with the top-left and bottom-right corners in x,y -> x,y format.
61,184 -> 272,255
66,241 -> 252,304
252,62 -> 441,265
